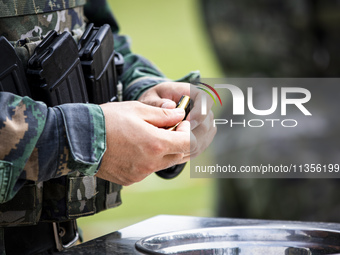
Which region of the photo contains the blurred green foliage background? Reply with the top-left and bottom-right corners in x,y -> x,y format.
78,0 -> 223,242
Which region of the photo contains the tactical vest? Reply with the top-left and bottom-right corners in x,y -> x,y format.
0,0 -> 122,226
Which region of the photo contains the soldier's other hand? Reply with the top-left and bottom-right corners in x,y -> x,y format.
97,101 -> 193,186
138,82 -> 216,162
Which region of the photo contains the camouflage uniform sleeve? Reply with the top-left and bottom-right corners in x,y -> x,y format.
0,92 -> 105,203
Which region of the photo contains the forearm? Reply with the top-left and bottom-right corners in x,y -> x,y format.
0,92 -> 106,203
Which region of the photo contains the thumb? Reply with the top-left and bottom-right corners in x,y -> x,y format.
148,97 -> 176,109
144,107 -> 185,128
141,95 -> 176,109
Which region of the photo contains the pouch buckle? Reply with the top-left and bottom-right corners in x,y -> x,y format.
52,220 -> 79,251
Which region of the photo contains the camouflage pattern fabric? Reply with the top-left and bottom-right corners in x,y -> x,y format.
0,0 -> 182,253
0,0 -> 201,253
0,5 -> 85,41
0,93 -> 105,204
0,0 -> 115,225
0,0 -> 86,17
201,0 -> 340,222
0,0 -> 197,227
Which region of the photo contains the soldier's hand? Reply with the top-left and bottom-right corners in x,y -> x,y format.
97,101 -> 193,186
138,82 -> 216,162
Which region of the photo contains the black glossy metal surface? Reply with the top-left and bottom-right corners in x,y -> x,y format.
60,215 -> 340,255
136,225 -> 340,254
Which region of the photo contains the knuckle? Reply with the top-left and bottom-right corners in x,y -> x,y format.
174,153 -> 184,164
161,108 -> 172,119
146,140 -> 165,156
130,101 -> 144,111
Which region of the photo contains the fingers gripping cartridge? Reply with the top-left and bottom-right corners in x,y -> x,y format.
27,31 -> 89,106
78,23 -> 118,104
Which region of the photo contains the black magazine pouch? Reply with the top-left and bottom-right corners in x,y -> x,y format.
27,31 -> 88,106
78,23 -> 118,103
0,36 -> 44,226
